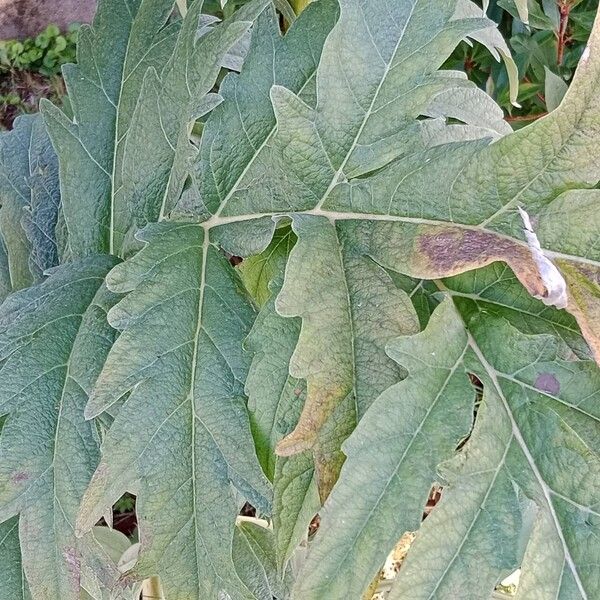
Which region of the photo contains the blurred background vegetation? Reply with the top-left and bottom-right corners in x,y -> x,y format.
446,0 -> 599,125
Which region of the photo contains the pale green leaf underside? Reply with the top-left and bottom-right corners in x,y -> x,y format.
42,0 -> 179,257
16,0 -> 598,598
196,0 -> 339,218
294,299 -> 474,599
122,0 -> 272,234
80,222 -> 271,600
0,257 -> 119,600
187,0 -> 600,462
233,520 -> 292,599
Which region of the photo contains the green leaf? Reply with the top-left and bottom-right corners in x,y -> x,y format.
0,236 -> 11,303
320,10 -> 600,361
453,0 -> 519,106
41,0 -> 179,257
195,0 -> 339,218
544,66 -> 569,111
241,230 -> 320,573
389,313 -> 600,599
420,71 -> 512,141
0,257 -> 120,600
81,527 -> 139,600
272,452 -> 318,576
244,227 -> 302,477
0,114 -> 59,291
298,296 -> 600,598
0,517 -> 30,600
121,0 -> 271,232
294,299 -> 474,599
238,226 -> 296,309
79,222 -> 271,600
13,0 -> 599,596
233,519 -> 291,600
445,263 -> 591,359
199,0 -> 520,462
20,115 -> 61,278
274,217 -> 419,471
218,0 -> 500,219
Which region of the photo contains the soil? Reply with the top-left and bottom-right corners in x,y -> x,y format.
0,0 -> 94,38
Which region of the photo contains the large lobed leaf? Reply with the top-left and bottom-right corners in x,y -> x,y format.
79,222 -> 272,599
297,293 -> 600,598
41,0 -> 180,257
387,307 -> 600,599
121,0 -> 273,233
204,0 -> 600,462
240,228 -> 321,574
0,257 -> 120,600
74,0 -> 600,596
2,0 -> 600,597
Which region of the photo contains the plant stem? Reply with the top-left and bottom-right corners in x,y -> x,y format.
141,576 -> 164,599
557,2 -> 571,66
506,112 -> 548,122
290,0 -> 311,15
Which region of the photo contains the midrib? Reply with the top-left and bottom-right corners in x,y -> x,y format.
109,6 -> 139,255
200,208 -> 600,270
313,0 -> 419,212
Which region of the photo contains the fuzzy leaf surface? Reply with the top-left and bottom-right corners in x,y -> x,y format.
241,230 -> 320,573
0,115 -> 60,290
0,257 -> 120,600
293,300 -> 474,599
41,0 -> 179,257
388,312 -> 600,599
80,222 -> 271,600
122,0 -> 271,231
223,1 -> 600,453
195,0 -> 339,218
0,517 -> 29,600
198,0 -> 526,458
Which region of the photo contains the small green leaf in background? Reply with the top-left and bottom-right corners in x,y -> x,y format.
544,65 -> 568,110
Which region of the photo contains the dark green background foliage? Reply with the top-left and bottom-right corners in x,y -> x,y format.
447,0 -> 598,119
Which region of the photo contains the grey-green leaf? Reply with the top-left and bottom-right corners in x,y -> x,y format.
197,0 -> 339,219
240,229 -> 320,573
390,314 -> 600,599
0,256 -> 120,600
79,222 -> 271,600
293,299 -> 474,599
234,520 -> 292,599
544,67 -> 568,112
0,115 -> 60,291
121,0 -> 270,232
275,216 -> 420,473
0,517 -> 30,600
41,0 -> 179,257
